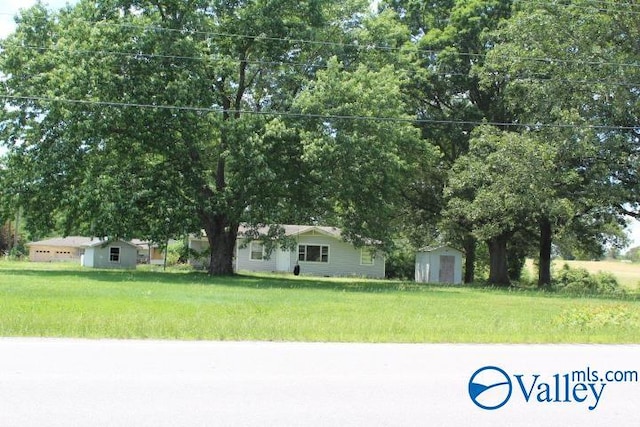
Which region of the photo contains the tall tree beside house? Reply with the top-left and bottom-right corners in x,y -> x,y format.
0,0 -> 330,274
479,0 -> 640,286
444,126 -> 561,286
379,0 -> 515,282
0,0 -> 426,274
292,58 -> 438,247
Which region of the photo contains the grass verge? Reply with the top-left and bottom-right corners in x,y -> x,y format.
1,261 -> 639,343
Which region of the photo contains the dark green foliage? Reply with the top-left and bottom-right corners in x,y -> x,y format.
384,243 -> 416,280
7,242 -> 28,261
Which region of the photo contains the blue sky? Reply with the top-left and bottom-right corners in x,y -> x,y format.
1,1 -> 76,39
2,0 -> 640,249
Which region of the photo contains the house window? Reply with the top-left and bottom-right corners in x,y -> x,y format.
298,245 -> 329,263
250,242 -> 265,261
109,247 -> 121,263
361,248 -> 375,265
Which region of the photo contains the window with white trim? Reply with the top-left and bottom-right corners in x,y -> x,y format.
360,248 -> 375,265
250,242 -> 265,261
298,244 -> 329,263
109,247 -> 121,263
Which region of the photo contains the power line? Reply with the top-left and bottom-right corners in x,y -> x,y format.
2,93 -> 637,131
9,43 -> 640,87
514,0 -> 640,15
2,8 -> 640,70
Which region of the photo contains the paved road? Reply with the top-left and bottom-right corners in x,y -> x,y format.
0,339 -> 639,426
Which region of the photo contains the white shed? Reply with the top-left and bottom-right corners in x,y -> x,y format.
415,246 -> 463,284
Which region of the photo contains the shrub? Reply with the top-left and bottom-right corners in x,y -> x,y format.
554,304 -> 638,330
165,241 -> 187,266
553,264 -> 624,296
385,246 -> 415,280
7,242 -> 28,261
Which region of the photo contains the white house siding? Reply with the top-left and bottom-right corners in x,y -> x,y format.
414,252 -> 429,283
235,241 -> 279,273
82,248 -> 95,268
235,232 -> 385,278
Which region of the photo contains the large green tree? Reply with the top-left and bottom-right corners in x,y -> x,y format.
0,0 -> 320,274
293,57 -> 436,246
380,0 -> 515,282
444,126 -> 560,285
1,0 -> 428,274
480,0 -> 640,286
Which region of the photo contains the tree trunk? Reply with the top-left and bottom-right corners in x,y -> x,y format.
488,235 -> 510,286
463,234 -> 476,284
204,216 -> 238,276
538,217 -> 553,289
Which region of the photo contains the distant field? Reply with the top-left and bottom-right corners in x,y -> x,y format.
523,259 -> 640,290
556,260 -> 640,289
1,261 -> 640,343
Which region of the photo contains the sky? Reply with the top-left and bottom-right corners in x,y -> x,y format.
1,1 -> 75,39
2,0 -> 640,249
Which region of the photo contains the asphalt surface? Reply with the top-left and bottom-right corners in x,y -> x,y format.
0,339 -> 639,426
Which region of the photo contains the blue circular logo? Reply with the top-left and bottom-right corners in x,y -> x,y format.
468,366 -> 513,410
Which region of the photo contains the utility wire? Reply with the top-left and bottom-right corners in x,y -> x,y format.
2,94 -> 638,131
513,0 -> 640,15
8,44 -> 640,88
2,9 -> 640,69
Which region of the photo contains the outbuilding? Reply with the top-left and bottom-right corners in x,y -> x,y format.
81,239 -> 140,269
27,236 -> 93,263
415,246 -> 463,284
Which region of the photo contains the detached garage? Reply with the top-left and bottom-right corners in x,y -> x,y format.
415,246 -> 463,284
81,240 -> 139,269
27,236 -> 93,263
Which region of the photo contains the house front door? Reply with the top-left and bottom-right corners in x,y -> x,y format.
276,248 -> 291,272
439,255 -> 455,283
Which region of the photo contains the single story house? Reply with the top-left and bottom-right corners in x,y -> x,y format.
415,245 -> 463,284
80,239 -> 140,269
189,225 -> 385,278
131,239 -> 171,265
27,236 -> 94,262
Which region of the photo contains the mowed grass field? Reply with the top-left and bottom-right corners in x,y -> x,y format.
1,260 -> 640,343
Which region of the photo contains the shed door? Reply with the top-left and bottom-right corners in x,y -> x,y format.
439,255 -> 455,283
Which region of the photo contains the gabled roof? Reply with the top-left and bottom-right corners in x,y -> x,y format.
28,236 -> 141,250
82,239 -> 141,249
237,224 -> 343,239
27,236 -> 95,248
130,239 -> 178,248
283,225 -> 342,238
191,224 -> 378,244
418,245 -> 463,254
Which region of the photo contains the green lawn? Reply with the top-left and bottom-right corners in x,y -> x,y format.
1,261 -> 640,343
